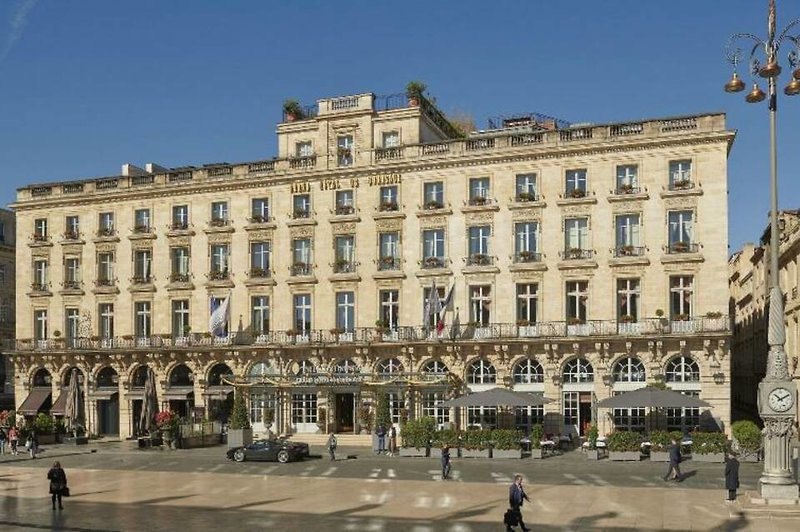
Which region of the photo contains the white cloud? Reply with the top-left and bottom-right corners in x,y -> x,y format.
0,0 -> 39,63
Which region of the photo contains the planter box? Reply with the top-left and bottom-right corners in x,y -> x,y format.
739,453 -> 760,463
180,434 -> 220,449
693,453 -> 725,463
492,449 -> 522,459
530,448 -> 544,459
398,447 -> 427,457
429,447 -> 445,459
461,448 -> 490,458
650,451 -> 670,462
227,428 -> 253,449
586,449 -> 602,460
609,451 -> 642,461
37,434 -> 57,445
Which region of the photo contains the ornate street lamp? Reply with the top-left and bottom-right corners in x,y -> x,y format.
724,0 -> 800,501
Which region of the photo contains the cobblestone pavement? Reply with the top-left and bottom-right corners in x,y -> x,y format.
1,442 -> 799,531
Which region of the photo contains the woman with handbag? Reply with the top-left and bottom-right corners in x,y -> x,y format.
47,461 -> 68,510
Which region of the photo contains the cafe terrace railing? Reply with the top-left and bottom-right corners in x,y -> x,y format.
6,316 -> 729,352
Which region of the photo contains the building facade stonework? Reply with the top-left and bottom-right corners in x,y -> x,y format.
10,92 -> 734,439
0,208 -> 16,410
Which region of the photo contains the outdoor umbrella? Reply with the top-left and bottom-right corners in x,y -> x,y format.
597,386 -> 712,432
138,367 -> 158,436
438,387 -> 552,408
64,368 -> 84,437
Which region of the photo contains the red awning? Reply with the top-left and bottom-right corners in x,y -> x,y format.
50,391 -> 68,415
17,388 -> 52,415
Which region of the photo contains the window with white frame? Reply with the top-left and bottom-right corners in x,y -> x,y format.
171,247 -> 190,281
172,205 -> 189,229
134,301 -> 151,338
334,235 -> 355,271
382,131 -> 399,148
387,392 -> 402,425
469,285 -> 491,326
516,283 -> 538,324
515,406 -> 544,433
666,390 -> 701,432
251,296 -> 270,335
468,226 -> 491,260
34,309 -> 47,340
616,165 -> 639,193
379,185 -> 398,211
423,286 -> 445,328
293,194 -> 311,218
467,359 -> 496,384
378,232 -> 399,268
335,189 -> 355,215
292,238 -> 312,267
421,359 -> 449,375
423,182 -> 444,208
467,406 -> 497,428
469,177 -> 490,203
515,173 -> 538,201
250,392 -> 275,426
64,258 -> 80,287
335,291 -> 355,332
422,229 -> 445,267
291,393 -> 317,424
422,392 -> 450,426
33,260 -> 47,289
669,160 -> 692,189
65,307 -> 79,343
566,281 -> 588,323
670,276 -> 693,319
668,210 -> 694,249
617,278 -> 640,321
134,209 -> 150,232
251,198 -> 270,222
665,355 -> 700,383
515,222 -> 539,261
616,214 -> 641,252
172,299 -> 190,338
565,169 -> 587,197
65,216 -> 80,238
99,212 -> 114,234
210,244 -> 229,276
564,217 -> 589,252
250,242 -> 270,274
613,399 -> 646,432
296,141 -> 313,157
380,290 -> 399,329
513,358 -> 544,384
98,252 -> 114,283
99,303 -> 114,339
211,201 -> 228,224
612,357 -> 646,382
337,135 -> 354,166
562,357 -> 594,383
133,250 -> 152,281
377,358 -> 404,379
293,294 -> 312,333
34,218 -> 48,239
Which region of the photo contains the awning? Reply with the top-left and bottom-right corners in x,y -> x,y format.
202,386 -> 233,399
90,389 -> 119,400
18,388 -> 52,415
51,391 -> 68,415
163,387 -> 194,400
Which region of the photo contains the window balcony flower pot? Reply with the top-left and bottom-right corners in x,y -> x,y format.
468,196 -> 488,206
620,314 -> 635,323
335,205 -> 355,216
63,230 -> 79,240
672,179 -> 691,190
209,270 -> 229,281
133,225 -> 151,234
617,184 -> 635,194
209,218 -> 228,227
516,192 -> 536,202
619,245 -> 636,256
569,188 -> 586,199
97,228 -> 115,237
33,233 -> 48,242
249,214 -> 267,224
423,200 -> 443,210
249,268 -> 268,278
379,201 -> 398,212
293,208 -> 310,219
469,254 -> 490,266
670,241 -> 689,253
170,222 -> 188,231
424,257 -> 445,269
519,251 -> 538,262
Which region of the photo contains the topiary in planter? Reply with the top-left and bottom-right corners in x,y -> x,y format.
400,416 -> 436,449
731,420 -> 761,459
530,424 -> 544,449
229,389 -> 250,430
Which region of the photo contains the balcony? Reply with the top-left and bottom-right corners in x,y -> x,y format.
93,278 -> 118,294
132,225 -> 153,235
291,262 -> 313,276
289,156 -> 316,170
514,251 -> 542,263
561,248 -> 594,260
614,245 -> 646,258
292,208 -> 312,220
422,200 -> 445,211
615,184 -> 642,195
61,230 -> 82,242
467,196 -> 493,207
167,221 -> 193,235
421,256 -> 446,270
60,280 -> 83,294
29,233 -> 52,247
29,282 -> 51,296
333,260 -> 357,274
94,228 -> 118,242
669,179 -> 694,192
378,256 -> 401,271
375,147 -> 404,162
378,200 -> 399,212
667,241 -> 700,254
205,218 -> 234,234
464,254 -> 497,273
334,205 -> 356,216
514,192 -> 539,203
169,273 -> 191,283
130,276 -> 155,292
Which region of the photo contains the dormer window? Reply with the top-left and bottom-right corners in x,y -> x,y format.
296,141 -> 313,158
382,131 -> 399,148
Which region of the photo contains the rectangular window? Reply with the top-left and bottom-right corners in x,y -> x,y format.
292,238 -> 312,275
172,205 -> 189,229
617,279 -> 640,321
98,212 -> 114,235
250,242 -> 271,275
422,229 -> 445,268
170,247 -> 190,282
251,296 -> 270,335
172,300 -> 190,338
291,393 -> 317,424
296,141 -> 313,157
516,283 -> 538,324
65,307 -> 80,344
211,201 -> 229,225
134,301 -> 151,338
335,189 -> 355,215
98,252 -> 114,284
515,222 -> 539,262
564,217 -> 589,255
133,250 -> 152,282
33,260 -> 47,289
251,198 -> 270,222
566,281 -> 589,322
468,226 -> 491,265
65,216 -> 80,239
423,182 -> 444,209
134,209 -> 150,232
379,185 -> 399,211
615,214 -> 642,255
99,303 -> 114,339
382,131 -> 399,148
337,135 -> 354,167
336,292 -> 355,332
669,160 -> 692,189
468,177 -> 490,204
469,285 -> 492,326
293,194 -> 311,218
294,294 -> 312,333
34,309 -> 48,340
64,258 -> 80,288
565,169 -> 587,197
422,392 -> 450,427
616,165 -> 639,194
250,392 -> 275,426
668,211 -> 694,252
334,235 -> 356,273
423,286 -> 446,328
515,174 -> 538,201
34,218 -> 48,240
210,244 -> 229,277
515,406 -> 545,434
467,406 -> 497,429
670,276 -> 693,319
380,290 -> 399,330
378,232 -> 399,270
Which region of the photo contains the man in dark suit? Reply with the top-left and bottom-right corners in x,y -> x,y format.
663,438 -> 682,481
724,452 -> 740,502
507,474 -> 531,532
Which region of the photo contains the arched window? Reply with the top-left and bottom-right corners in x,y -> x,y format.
467,359 -> 496,384
96,367 -> 118,388
248,361 -> 278,380
169,364 -> 192,387
665,356 -> 700,383
612,357 -> 646,383
513,358 -> 544,384
63,367 -> 82,387
32,368 -> 51,387
562,358 -> 594,383
421,360 -> 449,375
208,363 -> 233,386
131,365 -> 149,388
332,359 -> 360,374
377,358 -> 404,377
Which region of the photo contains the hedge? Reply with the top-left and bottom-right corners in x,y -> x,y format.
607,430 -> 643,452
400,416 -> 436,449
649,430 -> 683,452
690,431 -> 728,455
731,420 -> 761,455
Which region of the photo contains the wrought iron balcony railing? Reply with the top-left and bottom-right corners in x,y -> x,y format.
514,251 -> 542,263
560,248 -> 595,260
333,260 -> 357,274
613,245 -> 646,258
667,241 -> 700,254
378,256 -> 401,271
466,254 -> 494,267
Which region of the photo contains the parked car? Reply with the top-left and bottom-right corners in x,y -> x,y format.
226,439 -> 309,463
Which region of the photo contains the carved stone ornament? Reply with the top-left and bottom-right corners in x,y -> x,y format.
420,216 -> 447,228
332,222 -> 357,235
560,205 -> 591,216
662,263 -> 700,273
465,212 -> 494,224
375,219 -> 402,232
612,265 -> 645,275
95,242 -> 116,253
31,248 -> 50,259
511,271 -> 544,281
168,236 -> 191,246
207,233 -> 231,244
611,203 -> 642,213
663,197 -> 697,210
762,416 -> 796,438
248,230 -> 273,241
131,240 -> 153,250
290,226 -> 314,238
512,208 -> 542,221
703,339 -> 720,368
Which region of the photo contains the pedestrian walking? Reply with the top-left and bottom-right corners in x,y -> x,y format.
724,451 -> 740,502
506,474 -> 531,532
47,461 -> 68,510
8,426 -> 19,455
376,424 -> 386,454
27,430 -> 39,459
0,427 -> 6,454
327,433 -> 337,461
388,426 -> 397,456
663,438 -> 682,481
441,445 -> 451,480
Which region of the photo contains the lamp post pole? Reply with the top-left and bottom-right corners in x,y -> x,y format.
724,0 -> 800,501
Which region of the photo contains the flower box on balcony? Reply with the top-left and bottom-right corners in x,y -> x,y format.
620,314 -> 635,323
516,192 -> 537,202
379,201 -> 399,212
249,268 -> 268,278
133,225 -> 151,234
569,188 -> 586,199
379,256 -> 399,269
672,179 -> 691,190
469,254 -> 490,266
209,218 -> 228,227
518,251 -> 539,262
619,245 -> 636,256
293,208 -> 310,219
208,270 -> 229,281
63,231 -> 79,240
423,257 -> 445,269
670,241 -> 690,253
249,214 -> 268,224
468,196 -> 488,206
335,205 -> 355,216
423,200 -> 443,210
617,184 -> 636,194
567,248 -> 584,259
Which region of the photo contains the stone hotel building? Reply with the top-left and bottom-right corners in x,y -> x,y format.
9,91 -> 734,439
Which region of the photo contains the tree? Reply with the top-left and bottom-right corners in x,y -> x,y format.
229,389 -> 250,430
375,394 -> 392,430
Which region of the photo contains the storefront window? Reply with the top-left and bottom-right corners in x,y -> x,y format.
291,393 -> 317,424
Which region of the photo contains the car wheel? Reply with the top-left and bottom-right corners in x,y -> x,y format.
277,450 -> 290,463
233,449 -> 246,462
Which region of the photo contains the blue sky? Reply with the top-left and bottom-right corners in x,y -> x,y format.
1,0 -> 799,253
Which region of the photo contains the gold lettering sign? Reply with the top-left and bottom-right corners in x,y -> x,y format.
320,179 -> 340,191
368,173 -> 402,186
291,182 -> 311,194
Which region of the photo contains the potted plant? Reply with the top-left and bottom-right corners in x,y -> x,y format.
405,81 -> 426,107
283,99 -> 304,122
468,196 -> 488,206
607,431 -> 643,461
423,199 -> 443,210
379,200 -> 398,212
317,407 -> 327,434
461,428 -> 491,458
358,404 -> 372,434
672,178 -> 691,190
263,407 -> 275,438
32,413 -> 57,445
569,188 -> 586,198
490,429 -> 523,459
585,424 -> 601,460
516,191 -> 535,202
671,241 -> 689,253
227,390 -> 253,448
374,319 -> 388,334
156,410 -> 179,449
731,420 -> 761,462
424,256 -> 444,268
530,424 -> 545,459
690,431 -> 728,462
399,416 -> 435,457
620,314 -> 635,323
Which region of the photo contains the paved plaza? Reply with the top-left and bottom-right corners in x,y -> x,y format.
1,442 -> 799,531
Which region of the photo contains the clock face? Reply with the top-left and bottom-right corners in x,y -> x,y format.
768,388 -> 794,413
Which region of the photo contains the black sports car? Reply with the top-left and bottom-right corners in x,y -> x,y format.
226,439 -> 309,463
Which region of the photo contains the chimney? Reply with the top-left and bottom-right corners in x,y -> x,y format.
121,164 -> 148,176
145,163 -> 169,174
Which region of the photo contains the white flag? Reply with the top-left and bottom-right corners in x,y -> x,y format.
209,295 -> 230,337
